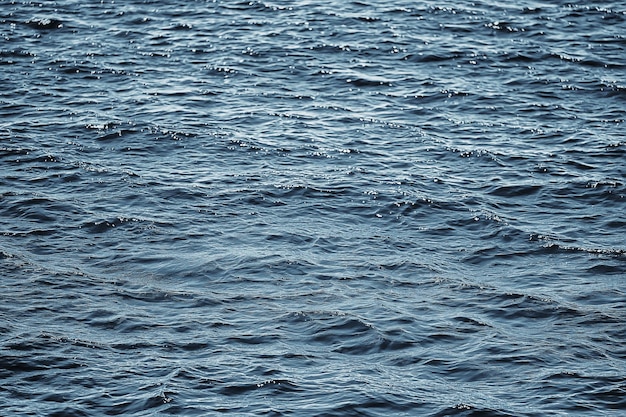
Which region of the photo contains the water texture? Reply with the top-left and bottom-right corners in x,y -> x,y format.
1,0 -> 625,415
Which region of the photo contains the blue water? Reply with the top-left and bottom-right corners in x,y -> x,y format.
1,1 -> 625,415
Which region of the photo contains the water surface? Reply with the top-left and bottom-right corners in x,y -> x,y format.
1,1 -> 625,415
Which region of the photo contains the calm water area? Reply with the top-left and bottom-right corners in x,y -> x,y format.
1,0 -> 625,415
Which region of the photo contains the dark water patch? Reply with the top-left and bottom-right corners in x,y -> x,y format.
487,184 -> 542,198
2,196 -> 79,223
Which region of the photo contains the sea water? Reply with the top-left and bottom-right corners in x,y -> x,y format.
1,1 -> 625,415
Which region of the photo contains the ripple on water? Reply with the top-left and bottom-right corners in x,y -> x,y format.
1,0 -> 625,416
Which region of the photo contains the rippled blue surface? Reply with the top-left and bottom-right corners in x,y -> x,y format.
1,1 -> 625,415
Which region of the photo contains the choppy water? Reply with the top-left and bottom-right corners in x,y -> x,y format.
1,0 -> 625,415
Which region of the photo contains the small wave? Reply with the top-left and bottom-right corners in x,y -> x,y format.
218,378 -> 299,396
283,310 -> 416,355
80,216 -> 155,234
432,404 -> 516,417
0,146 -> 33,158
24,17 -> 63,30
485,21 -> 525,33
2,196 -> 80,224
346,76 -> 394,88
541,243 -> 626,257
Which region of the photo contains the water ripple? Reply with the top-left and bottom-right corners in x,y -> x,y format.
1,0 -> 625,415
